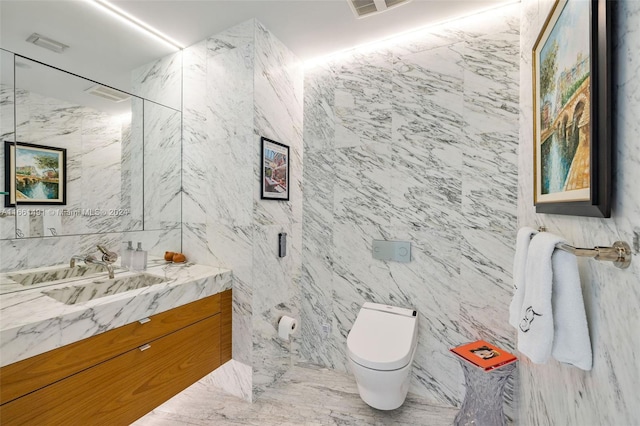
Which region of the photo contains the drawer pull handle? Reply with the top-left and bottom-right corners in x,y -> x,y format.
138,317 -> 151,324
139,344 -> 151,352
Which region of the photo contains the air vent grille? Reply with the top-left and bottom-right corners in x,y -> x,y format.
347,0 -> 412,18
385,0 -> 406,7
84,85 -> 131,103
352,0 -> 377,16
26,33 -> 69,53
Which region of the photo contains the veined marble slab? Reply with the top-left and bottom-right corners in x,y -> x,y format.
0,258 -> 231,367
181,19 -> 304,400
300,3 -> 520,411
515,0 -> 640,424
130,51 -> 182,111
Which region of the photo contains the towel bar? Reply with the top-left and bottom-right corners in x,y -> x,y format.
556,241 -> 631,269
535,228 -> 632,269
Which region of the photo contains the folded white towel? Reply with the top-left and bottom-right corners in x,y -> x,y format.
550,249 -> 592,370
509,227 -> 538,328
516,232 -> 592,370
517,232 -> 557,364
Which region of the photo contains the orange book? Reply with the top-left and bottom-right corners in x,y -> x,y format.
450,340 -> 517,371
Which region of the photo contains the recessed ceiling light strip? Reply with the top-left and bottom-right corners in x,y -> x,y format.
305,0 -> 520,68
86,0 -> 184,50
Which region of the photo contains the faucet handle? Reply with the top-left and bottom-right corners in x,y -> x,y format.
97,245 -> 118,264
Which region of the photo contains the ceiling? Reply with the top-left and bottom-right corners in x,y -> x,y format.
1,0 -> 512,94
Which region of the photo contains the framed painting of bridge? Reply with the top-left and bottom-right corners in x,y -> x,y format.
4,142 -> 67,207
532,0 -> 611,217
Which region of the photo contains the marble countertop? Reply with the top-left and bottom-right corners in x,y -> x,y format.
0,258 -> 232,368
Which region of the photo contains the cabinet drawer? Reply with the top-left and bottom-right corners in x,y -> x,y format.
0,293 -> 220,404
0,314 -> 222,425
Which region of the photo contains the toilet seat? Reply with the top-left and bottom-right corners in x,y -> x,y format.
347,303 -> 418,371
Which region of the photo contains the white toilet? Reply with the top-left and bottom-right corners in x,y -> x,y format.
346,302 -> 419,410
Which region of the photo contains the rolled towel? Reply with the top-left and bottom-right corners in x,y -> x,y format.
509,227 -> 538,328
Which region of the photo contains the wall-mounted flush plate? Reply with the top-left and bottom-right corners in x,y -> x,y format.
372,240 -> 411,263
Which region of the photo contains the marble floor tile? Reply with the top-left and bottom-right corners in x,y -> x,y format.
134,364 -> 459,426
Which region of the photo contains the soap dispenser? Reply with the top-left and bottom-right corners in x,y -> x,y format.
131,242 -> 148,271
122,241 -> 134,269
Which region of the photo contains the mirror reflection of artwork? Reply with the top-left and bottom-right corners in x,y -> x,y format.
4,142 -> 66,206
261,137 -> 290,201
2,55 -> 150,238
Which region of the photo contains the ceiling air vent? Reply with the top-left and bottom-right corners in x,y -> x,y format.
347,0 -> 412,18
84,85 -> 131,103
26,33 -> 69,53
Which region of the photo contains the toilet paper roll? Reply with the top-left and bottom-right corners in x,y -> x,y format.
278,316 -> 297,341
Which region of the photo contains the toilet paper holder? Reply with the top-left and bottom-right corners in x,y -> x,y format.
278,315 -> 298,340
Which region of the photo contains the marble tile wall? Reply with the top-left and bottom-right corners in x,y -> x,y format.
252,22 -> 304,399
181,20 -> 303,401
181,23 -> 255,401
301,3 -> 520,413
131,51 -> 182,111
131,54 -> 183,235
143,100 -> 181,230
120,100 -> 144,232
0,227 -> 181,273
517,0 -> 640,424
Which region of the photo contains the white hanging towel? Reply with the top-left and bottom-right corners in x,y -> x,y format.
43,210 -> 61,236
509,226 -> 538,328
550,248 -> 592,370
517,232 -> 592,370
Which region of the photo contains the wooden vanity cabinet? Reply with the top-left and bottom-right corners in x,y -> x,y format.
0,289 -> 232,425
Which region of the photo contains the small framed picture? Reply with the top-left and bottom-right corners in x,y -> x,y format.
4,141 -> 67,207
532,0 -> 611,217
261,137 -> 289,201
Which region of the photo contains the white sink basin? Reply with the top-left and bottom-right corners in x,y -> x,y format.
42,274 -> 167,305
10,264 -> 112,286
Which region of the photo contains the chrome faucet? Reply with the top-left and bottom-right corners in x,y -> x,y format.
69,255 -> 87,268
85,255 -> 115,279
97,245 -> 118,263
69,245 -> 118,279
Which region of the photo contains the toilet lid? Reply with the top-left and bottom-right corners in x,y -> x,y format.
347,303 -> 418,371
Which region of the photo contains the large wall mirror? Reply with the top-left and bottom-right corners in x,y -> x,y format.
0,51 -> 181,241
1,49 -> 17,239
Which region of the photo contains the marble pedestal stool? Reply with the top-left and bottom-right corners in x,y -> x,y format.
454,359 -> 516,426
